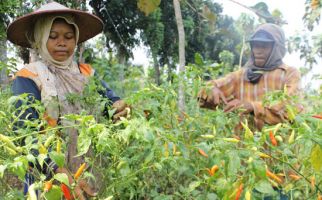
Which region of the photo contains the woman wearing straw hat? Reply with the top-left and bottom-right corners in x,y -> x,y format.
8,1 -> 128,199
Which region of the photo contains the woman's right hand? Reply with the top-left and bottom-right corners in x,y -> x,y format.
56,167 -> 97,199
197,86 -> 227,109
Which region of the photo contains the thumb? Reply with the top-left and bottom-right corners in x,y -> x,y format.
79,180 -> 98,197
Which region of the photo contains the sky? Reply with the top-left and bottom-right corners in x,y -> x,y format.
132,0 -> 321,89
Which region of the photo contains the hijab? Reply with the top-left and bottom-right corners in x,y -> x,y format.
245,23 -> 286,84
31,14 -> 79,69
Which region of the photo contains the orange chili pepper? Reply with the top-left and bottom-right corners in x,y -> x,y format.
312,115 -> 322,120
266,169 -> 283,184
206,164 -> 219,176
311,176 -> 315,190
210,165 -> 219,175
289,174 -> 301,181
318,193 -> 322,200
74,163 -> 86,180
198,148 -> 208,158
44,180 -> 52,192
235,184 -> 243,200
269,131 -> 278,146
61,183 -> 72,200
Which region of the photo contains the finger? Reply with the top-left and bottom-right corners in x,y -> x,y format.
197,89 -> 205,99
198,98 -> 206,107
224,104 -> 234,112
113,109 -> 128,121
79,180 -> 97,197
112,100 -> 127,112
214,93 -> 220,105
75,186 -> 86,200
219,92 -> 228,104
224,102 -> 238,112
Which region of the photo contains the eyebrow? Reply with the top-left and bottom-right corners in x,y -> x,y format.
49,31 -> 75,35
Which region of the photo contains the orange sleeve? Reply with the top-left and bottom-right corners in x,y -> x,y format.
251,67 -> 302,125
209,70 -> 241,100
14,68 -> 38,79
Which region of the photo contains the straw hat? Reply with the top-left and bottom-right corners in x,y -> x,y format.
7,1 -> 103,48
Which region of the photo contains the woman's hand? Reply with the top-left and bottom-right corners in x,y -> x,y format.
223,99 -> 254,114
112,100 -> 130,121
197,86 -> 227,109
55,167 -> 97,199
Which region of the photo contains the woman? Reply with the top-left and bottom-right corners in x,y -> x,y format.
7,2 -> 128,198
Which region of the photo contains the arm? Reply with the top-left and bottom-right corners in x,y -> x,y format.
98,79 -> 121,104
12,76 -> 41,122
12,76 -> 58,179
251,67 -> 302,125
198,70 -> 240,109
97,78 -> 128,120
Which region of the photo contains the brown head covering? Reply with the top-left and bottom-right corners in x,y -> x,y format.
7,1 -> 103,48
245,23 -> 286,84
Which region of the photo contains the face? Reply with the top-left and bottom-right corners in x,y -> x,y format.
251,41 -> 274,67
46,19 -> 76,62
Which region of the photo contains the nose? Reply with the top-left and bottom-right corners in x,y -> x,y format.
57,37 -> 66,46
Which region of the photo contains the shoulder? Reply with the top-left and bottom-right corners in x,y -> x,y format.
278,64 -> 301,77
12,76 -> 40,98
14,61 -> 46,79
79,63 -> 95,76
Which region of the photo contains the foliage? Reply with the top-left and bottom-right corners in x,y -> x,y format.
0,60 -> 321,199
303,0 -> 322,31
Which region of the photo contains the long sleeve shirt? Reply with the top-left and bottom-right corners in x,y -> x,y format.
210,64 -> 301,125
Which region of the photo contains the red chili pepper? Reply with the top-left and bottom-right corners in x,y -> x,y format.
61,183 -> 72,200
312,115 -> 322,120
269,131 -> 278,146
235,184 -> 243,200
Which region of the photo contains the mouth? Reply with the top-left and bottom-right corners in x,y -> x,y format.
54,51 -> 68,55
254,57 -> 266,61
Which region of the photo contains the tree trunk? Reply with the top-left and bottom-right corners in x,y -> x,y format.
239,35 -> 245,69
153,54 -> 161,85
0,35 -> 8,87
78,44 -> 85,63
173,0 -> 186,113
117,46 -> 126,94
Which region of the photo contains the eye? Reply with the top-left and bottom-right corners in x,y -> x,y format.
65,33 -> 75,40
49,32 -> 58,39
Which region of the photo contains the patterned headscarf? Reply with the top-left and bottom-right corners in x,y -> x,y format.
31,14 -> 79,69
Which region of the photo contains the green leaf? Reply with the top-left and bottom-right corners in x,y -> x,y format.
137,0 -> 161,16
11,159 -> 28,180
0,165 -> 7,178
77,129 -> 91,157
54,173 -> 69,187
311,144 -> 322,172
38,154 -> 47,168
194,53 -> 204,66
26,154 -> 36,164
254,180 -> 276,194
49,152 -> 65,168
44,185 -> 62,200
188,181 -> 200,192
252,160 -> 266,178
207,193 -> 218,200
228,151 -> 240,176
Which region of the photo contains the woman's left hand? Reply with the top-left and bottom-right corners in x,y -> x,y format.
223,99 -> 254,114
112,100 -> 130,121
74,179 -> 97,200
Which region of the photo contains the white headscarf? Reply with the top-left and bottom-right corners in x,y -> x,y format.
32,14 -> 79,69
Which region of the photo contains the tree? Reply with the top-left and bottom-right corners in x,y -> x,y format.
173,0 -> 185,113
